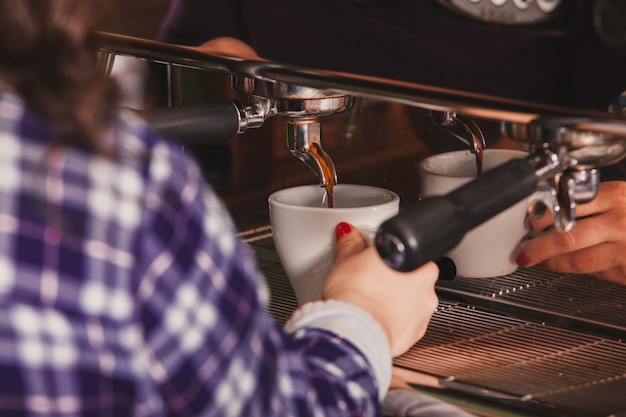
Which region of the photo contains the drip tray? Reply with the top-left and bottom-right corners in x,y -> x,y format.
250,241 -> 626,417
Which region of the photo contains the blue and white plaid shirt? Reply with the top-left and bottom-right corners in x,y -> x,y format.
0,92 -> 391,416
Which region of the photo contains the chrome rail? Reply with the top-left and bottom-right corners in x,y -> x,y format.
96,32 -> 619,125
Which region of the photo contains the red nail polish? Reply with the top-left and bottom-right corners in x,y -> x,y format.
335,222 -> 351,240
515,251 -> 530,267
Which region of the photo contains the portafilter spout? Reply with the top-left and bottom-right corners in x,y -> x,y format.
146,75 -> 353,187
232,75 -> 353,186
431,111 -> 486,159
287,118 -> 337,188
375,116 -> 626,273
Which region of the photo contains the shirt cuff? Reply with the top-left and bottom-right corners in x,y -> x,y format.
383,389 -> 477,417
284,299 -> 392,402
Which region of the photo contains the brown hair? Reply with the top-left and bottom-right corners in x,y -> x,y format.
0,0 -> 120,154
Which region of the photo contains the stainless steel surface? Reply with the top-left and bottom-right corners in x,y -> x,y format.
251,238 -> 626,417
96,32 -> 615,121
98,32 -> 626,416
432,111 -> 487,155
503,117 -> 626,231
286,119 -> 337,187
231,76 -> 355,124
237,96 -> 276,133
232,75 -> 349,101
503,117 -> 626,167
230,76 -> 352,186
99,34 -> 356,186
98,31 -> 626,233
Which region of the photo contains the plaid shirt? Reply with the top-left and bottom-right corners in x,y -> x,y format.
0,92 -> 391,416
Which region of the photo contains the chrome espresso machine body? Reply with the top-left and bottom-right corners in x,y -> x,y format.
99,32 -> 626,417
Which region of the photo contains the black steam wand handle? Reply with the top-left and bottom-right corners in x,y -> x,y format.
147,101 -> 242,143
375,154 -> 556,272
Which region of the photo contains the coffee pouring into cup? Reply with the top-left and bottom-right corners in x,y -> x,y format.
269,184 -> 400,305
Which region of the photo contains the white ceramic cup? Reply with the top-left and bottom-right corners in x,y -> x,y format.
268,184 -> 400,305
418,149 -> 537,278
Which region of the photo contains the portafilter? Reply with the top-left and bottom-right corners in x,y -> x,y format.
375,116 -> 626,272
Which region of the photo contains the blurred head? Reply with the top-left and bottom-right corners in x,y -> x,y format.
0,0 -> 119,153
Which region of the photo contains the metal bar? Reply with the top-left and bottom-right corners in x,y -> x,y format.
95,32 -> 621,125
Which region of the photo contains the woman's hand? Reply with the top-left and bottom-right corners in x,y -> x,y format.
323,222 -> 440,357
194,37 -> 260,60
516,181 -> 626,284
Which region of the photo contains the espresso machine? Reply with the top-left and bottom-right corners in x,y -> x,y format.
98,22 -> 626,416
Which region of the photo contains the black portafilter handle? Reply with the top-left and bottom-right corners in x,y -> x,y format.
434,257 -> 457,281
147,101 -> 241,143
375,157 -> 542,273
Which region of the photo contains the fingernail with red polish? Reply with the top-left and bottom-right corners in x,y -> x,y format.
515,250 -> 530,267
335,222 -> 351,240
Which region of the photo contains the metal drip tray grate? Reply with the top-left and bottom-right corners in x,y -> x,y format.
251,242 -> 626,417
436,269 -> 626,332
396,300 -> 626,416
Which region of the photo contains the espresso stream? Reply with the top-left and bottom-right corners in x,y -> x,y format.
324,182 -> 335,208
310,143 -> 336,208
475,143 -> 485,176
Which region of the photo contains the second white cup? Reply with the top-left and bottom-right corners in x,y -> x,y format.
268,184 -> 399,304
418,149 -> 536,278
